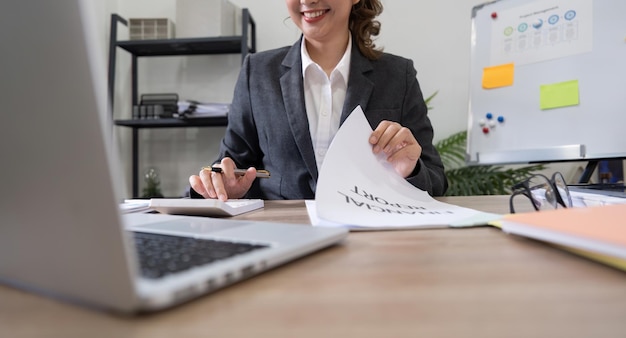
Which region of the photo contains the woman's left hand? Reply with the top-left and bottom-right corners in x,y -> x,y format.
369,120 -> 422,178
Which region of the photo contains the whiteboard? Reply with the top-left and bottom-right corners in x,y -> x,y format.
467,0 -> 626,165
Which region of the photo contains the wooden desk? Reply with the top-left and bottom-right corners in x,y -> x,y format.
1,196 -> 625,338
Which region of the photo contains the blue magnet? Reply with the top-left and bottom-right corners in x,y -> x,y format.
497,115 -> 505,123
486,112 -> 493,120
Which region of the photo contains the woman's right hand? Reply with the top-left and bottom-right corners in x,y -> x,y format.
188,157 -> 257,201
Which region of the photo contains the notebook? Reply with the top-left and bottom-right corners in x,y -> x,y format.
149,198 -> 264,217
499,204 -> 626,271
0,0 -> 347,314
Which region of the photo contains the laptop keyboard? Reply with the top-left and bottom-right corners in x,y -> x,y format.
132,232 -> 269,279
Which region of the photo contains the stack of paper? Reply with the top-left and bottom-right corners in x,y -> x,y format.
569,189 -> 626,207
119,199 -> 152,214
176,101 -> 230,118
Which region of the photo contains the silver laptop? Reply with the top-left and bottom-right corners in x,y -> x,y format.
0,0 -> 347,313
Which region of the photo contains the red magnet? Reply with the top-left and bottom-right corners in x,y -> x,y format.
491,12 -> 498,19
482,127 -> 490,134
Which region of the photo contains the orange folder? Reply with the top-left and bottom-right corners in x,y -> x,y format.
498,204 -> 626,270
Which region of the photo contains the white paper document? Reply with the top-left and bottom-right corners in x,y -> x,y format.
176,101 -> 230,117
119,199 -> 152,214
312,106 -> 500,230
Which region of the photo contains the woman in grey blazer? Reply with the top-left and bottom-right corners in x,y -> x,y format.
190,0 -> 447,200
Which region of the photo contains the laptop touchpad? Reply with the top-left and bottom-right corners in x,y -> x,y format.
129,218 -> 247,236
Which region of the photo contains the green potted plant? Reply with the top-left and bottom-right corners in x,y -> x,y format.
142,167 -> 164,198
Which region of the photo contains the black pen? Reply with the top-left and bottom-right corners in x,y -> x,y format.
202,165 -> 271,178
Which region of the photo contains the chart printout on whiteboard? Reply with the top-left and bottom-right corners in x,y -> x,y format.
490,0 -> 593,67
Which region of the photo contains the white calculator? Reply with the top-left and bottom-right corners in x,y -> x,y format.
149,198 -> 264,217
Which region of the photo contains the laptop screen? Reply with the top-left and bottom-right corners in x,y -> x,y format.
0,0 -> 139,311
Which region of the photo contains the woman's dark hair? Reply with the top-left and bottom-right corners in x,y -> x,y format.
350,0 -> 383,60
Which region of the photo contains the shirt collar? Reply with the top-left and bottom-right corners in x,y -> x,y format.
301,34 -> 352,81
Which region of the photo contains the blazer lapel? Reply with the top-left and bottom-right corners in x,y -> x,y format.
280,37 -> 319,181
340,41 -> 374,125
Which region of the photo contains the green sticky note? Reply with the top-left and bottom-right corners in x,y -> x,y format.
540,80 -> 580,110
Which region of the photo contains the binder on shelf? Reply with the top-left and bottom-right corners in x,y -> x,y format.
133,93 -> 178,119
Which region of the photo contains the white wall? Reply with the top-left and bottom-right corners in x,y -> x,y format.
107,0 -> 583,197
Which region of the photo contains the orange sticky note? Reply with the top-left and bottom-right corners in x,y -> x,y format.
482,63 -> 514,89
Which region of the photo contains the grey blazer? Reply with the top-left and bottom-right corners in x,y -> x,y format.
217,37 -> 448,199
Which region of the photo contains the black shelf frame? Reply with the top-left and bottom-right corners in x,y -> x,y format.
114,116 -> 228,128
115,36 -> 248,56
108,9 -> 255,197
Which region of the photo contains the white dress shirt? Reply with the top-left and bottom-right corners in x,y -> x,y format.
301,36 -> 352,171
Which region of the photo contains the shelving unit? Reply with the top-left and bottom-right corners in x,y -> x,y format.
108,9 -> 256,197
